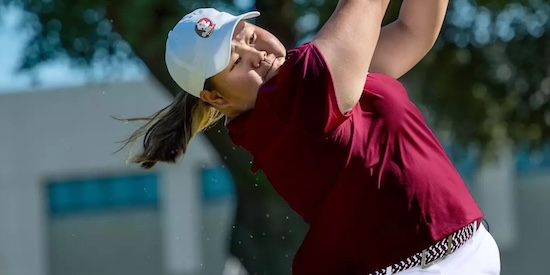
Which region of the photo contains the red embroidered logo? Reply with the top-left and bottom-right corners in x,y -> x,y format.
195,18 -> 215,38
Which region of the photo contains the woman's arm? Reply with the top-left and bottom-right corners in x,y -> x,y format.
312,0 -> 390,113
370,0 -> 450,79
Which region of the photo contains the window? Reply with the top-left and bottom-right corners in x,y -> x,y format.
516,144 -> 550,173
47,173 -> 159,216
201,167 -> 235,202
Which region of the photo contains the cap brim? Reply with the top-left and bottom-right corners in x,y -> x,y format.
240,11 -> 261,20
207,11 -> 261,78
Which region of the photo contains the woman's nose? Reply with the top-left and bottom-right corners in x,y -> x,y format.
244,48 -> 267,67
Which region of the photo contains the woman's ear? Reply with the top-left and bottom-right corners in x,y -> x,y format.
199,90 -> 230,109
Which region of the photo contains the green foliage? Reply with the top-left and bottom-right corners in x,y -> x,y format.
413,0 -> 550,154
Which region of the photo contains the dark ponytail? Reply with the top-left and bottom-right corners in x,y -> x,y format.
117,82 -> 223,169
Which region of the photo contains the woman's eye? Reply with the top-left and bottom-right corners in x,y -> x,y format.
249,34 -> 256,44
233,57 -> 242,67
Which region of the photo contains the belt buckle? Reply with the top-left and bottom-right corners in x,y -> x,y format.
421,235 -> 453,269
420,249 -> 434,269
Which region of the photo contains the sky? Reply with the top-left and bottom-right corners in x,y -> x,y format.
0,6 -> 146,94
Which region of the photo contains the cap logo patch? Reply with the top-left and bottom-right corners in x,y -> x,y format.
195,18 -> 215,38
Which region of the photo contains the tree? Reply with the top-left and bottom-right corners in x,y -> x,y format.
2,0 -> 549,273
414,0 -> 550,156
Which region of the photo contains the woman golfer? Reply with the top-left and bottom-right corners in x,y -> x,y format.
121,0 -> 501,274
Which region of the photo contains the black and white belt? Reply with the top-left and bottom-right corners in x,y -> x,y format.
369,220 -> 480,275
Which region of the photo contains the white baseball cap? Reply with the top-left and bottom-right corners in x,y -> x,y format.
165,8 -> 260,97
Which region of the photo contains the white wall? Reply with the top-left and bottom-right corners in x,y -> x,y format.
474,144 -> 518,250
500,171 -> 550,275
0,79 -> 223,275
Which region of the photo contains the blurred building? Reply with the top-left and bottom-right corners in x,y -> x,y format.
0,79 -> 243,275
452,141 -> 550,275
485,145 -> 550,275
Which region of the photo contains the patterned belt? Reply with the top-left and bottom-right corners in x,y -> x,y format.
369,220 -> 480,275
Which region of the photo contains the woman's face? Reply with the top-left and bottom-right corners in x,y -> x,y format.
201,21 -> 287,116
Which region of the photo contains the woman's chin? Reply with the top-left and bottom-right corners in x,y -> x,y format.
264,58 -> 285,82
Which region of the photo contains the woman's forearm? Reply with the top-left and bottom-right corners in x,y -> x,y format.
397,0 -> 449,47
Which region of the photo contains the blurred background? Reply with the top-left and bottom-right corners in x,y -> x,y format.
0,0 -> 548,274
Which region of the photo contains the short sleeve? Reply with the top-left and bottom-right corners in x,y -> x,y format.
257,42 -> 352,136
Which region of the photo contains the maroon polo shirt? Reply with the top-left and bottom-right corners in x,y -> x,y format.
226,42 -> 483,274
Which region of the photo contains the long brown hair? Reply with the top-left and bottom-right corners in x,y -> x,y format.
116,79 -> 223,169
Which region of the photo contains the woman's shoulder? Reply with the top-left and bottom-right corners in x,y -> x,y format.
364,72 -> 408,99
285,42 -> 325,63
287,42 -> 315,55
